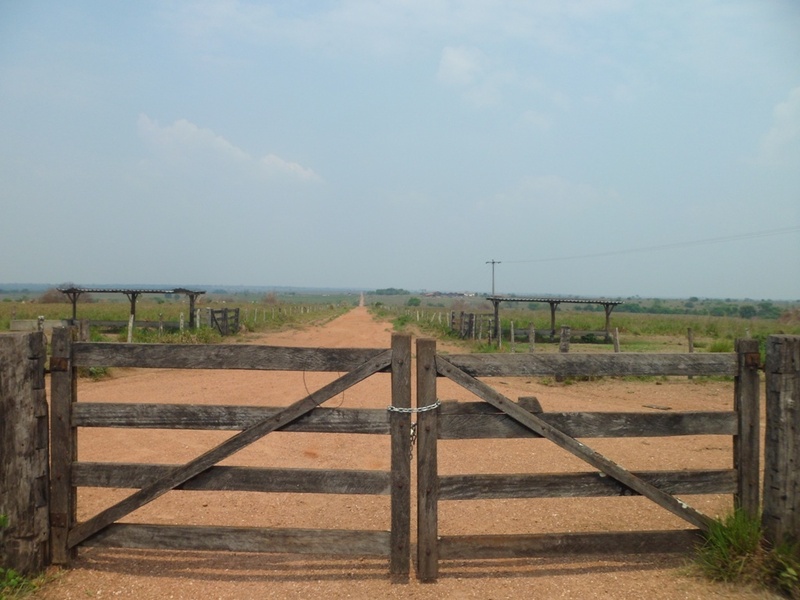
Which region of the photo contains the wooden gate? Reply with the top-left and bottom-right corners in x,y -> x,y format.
49,330 -> 412,580
209,307 -> 239,336
415,338 -> 761,582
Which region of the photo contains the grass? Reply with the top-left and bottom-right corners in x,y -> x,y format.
0,515 -> 46,600
372,303 -> 800,357
696,510 -> 800,598
0,294 -> 351,333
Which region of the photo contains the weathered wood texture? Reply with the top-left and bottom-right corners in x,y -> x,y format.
73,463 -> 391,495
436,355 -> 714,532
439,470 -> 735,500
438,401 -> 736,439
414,340 -> 753,581
72,342 -> 386,372
50,328 -> 77,565
763,335 -> 800,545
734,339 -> 761,517
72,404 -> 390,433
54,333 -> 413,580
416,338 -> 439,583
83,524 -> 391,556
389,333 -> 412,581
0,332 -> 49,575
444,352 -> 737,377
439,529 -> 703,560
67,350 -> 393,549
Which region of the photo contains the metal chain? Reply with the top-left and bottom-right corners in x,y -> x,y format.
386,401 -> 439,461
386,400 -> 441,414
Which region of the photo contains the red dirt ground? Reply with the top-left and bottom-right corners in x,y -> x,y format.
31,307 -> 777,599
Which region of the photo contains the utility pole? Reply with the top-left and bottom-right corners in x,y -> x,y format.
486,259 -> 501,296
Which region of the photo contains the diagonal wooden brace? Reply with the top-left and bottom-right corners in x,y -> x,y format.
435,356 -> 713,532
67,349 -> 393,548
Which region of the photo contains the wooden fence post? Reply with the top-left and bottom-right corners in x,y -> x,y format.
529,323 -> 535,352
416,338 -> 439,582
556,326 -> 571,382
389,334 -> 412,581
559,326 -> 571,353
0,332 -> 49,575
50,328 -> 77,565
734,339 -> 760,518
763,335 -> 800,546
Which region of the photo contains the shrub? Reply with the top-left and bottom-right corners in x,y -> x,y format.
708,338 -> 734,353
696,510 -> 800,598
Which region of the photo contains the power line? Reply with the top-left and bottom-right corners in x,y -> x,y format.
502,225 -> 800,264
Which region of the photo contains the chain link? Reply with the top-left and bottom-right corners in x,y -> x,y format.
386,401 -> 439,461
386,400 -> 441,414
409,422 -> 417,461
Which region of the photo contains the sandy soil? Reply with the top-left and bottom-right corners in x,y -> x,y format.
32,307 -> 777,599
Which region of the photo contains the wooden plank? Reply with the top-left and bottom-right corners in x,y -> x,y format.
416,338 -> 439,582
73,463 -> 391,495
734,339 -> 761,518
438,402 -> 736,439
444,352 -> 737,378
67,349 -> 393,549
435,356 -> 714,532
389,334 -> 412,580
439,530 -> 703,560
0,332 -> 49,575
72,342 -> 386,372
83,524 -> 391,556
72,403 -> 390,433
439,469 -> 735,500
763,335 -> 800,546
49,328 -> 77,565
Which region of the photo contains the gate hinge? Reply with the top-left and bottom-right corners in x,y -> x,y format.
50,357 -> 69,372
744,352 -> 762,370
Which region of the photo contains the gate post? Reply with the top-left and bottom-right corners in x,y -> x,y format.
0,332 -> 49,575
416,338 -> 439,582
50,328 -> 77,565
734,338 -> 760,517
763,335 -> 800,546
389,333 -> 412,581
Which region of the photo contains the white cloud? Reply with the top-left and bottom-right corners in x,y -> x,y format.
757,86 -> 800,167
437,46 -> 486,86
136,114 -> 320,181
260,153 -> 319,180
437,45 -> 518,107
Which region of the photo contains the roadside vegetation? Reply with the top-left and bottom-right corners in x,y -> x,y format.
369,294 -> 800,356
696,510 -> 799,598
0,515 -> 46,599
0,288 -> 355,338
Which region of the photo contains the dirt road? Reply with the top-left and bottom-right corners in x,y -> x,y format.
32,307 -> 773,599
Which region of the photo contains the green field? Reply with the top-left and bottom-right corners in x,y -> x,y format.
0,287 -> 355,342
2,287 -> 798,354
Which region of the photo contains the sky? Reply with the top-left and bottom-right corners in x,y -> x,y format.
1,1 -> 799,300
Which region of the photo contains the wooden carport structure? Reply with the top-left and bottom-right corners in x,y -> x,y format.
58,287 -> 206,333
486,296 -> 624,342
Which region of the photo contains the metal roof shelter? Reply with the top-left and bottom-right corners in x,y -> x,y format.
486,296 -> 624,342
57,287 -> 206,332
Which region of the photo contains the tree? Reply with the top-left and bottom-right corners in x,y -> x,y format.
739,305 -> 757,319
407,297 -> 421,307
